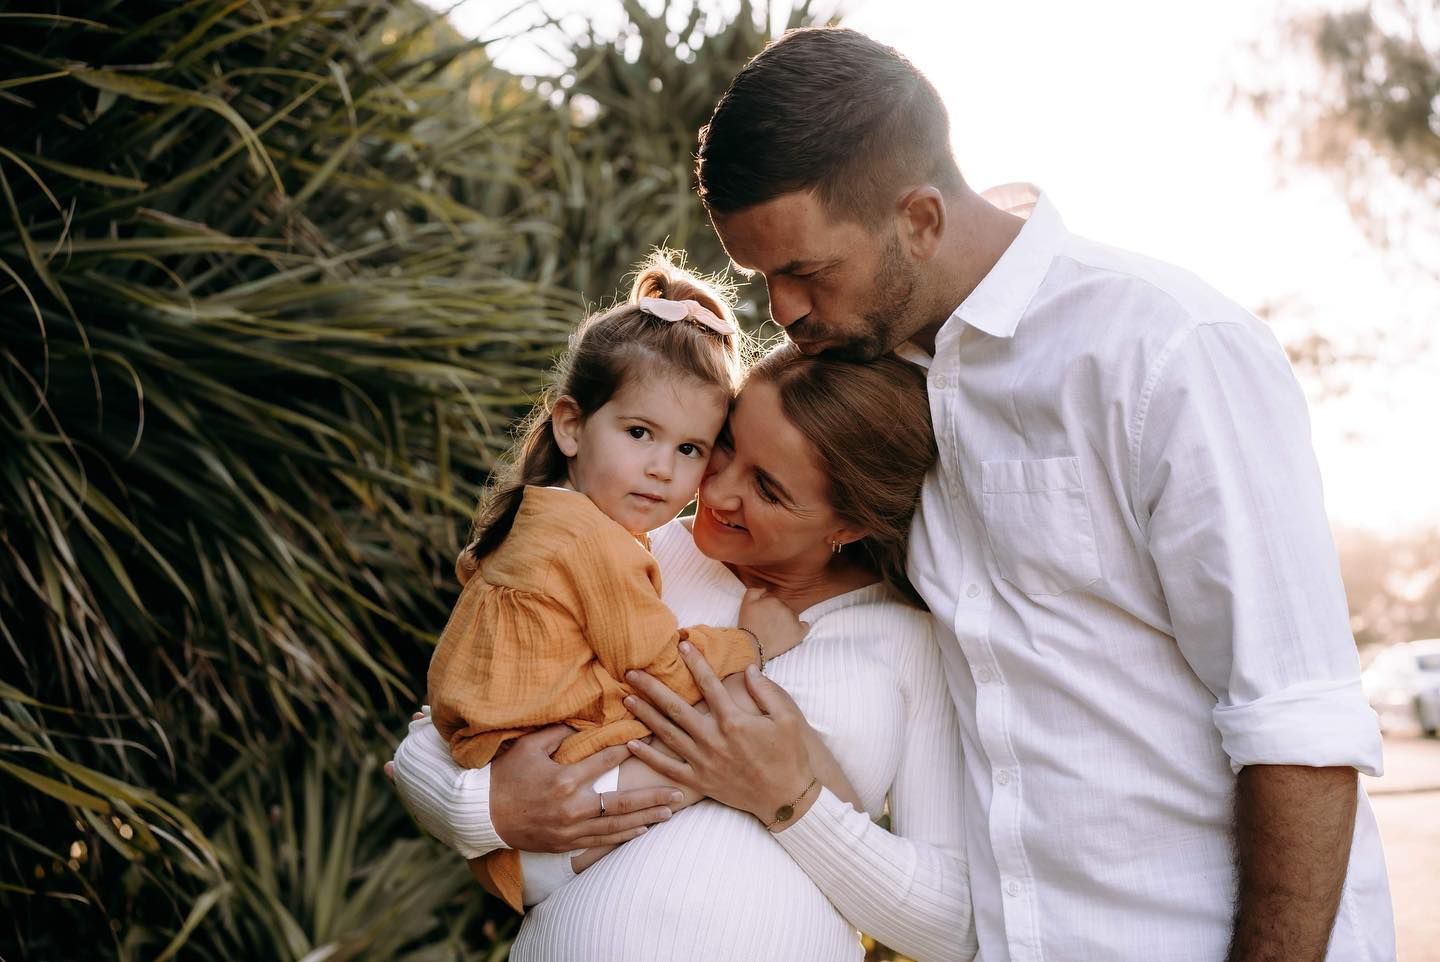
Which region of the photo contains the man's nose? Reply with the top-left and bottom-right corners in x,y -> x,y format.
767,279 -> 810,328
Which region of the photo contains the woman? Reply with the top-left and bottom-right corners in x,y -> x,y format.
392,344 -> 975,962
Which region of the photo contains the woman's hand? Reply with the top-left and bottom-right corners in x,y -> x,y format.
488,726 -> 682,851
738,587 -> 809,660
623,644 -> 817,826
385,713 -> 680,853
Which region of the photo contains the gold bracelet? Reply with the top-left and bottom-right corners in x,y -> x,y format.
739,627 -> 766,672
764,776 -> 818,830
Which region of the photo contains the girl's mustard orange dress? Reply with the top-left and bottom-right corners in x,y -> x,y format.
428,486 -> 758,911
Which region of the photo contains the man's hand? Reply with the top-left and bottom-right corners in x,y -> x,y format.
488,725 -> 681,851
623,642 -> 816,824
1226,764 -> 1359,962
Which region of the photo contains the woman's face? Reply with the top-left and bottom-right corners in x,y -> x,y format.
692,378 -> 860,572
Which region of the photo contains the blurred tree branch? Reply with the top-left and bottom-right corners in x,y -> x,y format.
1240,5 -> 1438,643
1241,0 -> 1439,265
1338,525 -> 1440,645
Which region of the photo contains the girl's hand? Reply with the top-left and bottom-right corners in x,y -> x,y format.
739,587 -> 808,659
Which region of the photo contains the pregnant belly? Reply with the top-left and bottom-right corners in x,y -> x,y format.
511,800 -> 862,962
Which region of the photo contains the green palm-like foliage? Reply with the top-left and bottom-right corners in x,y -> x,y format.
165,746 -> 501,962
525,0 -> 827,316
1,1 -> 567,955
0,0 -> 820,958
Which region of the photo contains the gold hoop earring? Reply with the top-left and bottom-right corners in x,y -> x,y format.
830,540 -> 843,555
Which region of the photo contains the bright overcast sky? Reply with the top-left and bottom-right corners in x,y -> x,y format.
434,0 -> 1440,534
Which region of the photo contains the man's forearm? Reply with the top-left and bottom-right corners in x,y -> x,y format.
1226,764 -> 1358,962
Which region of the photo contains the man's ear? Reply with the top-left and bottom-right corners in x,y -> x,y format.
897,186 -> 945,262
551,396 -> 582,458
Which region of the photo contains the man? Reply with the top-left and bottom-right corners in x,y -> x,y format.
622,25 -> 1393,962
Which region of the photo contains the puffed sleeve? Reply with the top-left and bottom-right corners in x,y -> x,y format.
427,574 -> 575,769
1134,320 -> 1381,775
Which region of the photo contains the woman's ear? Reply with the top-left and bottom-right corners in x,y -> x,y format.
828,523 -> 870,552
551,396 -> 582,458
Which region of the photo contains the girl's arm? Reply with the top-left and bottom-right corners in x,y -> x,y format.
768,622 -> 976,962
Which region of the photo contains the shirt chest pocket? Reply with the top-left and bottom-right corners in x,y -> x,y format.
980,456 -> 1101,596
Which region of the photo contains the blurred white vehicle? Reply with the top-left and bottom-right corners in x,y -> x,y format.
1362,639 -> 1440,737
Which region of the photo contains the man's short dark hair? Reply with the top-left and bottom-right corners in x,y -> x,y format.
696,27 -> 963,226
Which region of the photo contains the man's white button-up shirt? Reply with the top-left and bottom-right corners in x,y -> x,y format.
903,186 -> 1393,962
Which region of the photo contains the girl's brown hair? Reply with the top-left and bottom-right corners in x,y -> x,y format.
466,252 -> 743,563
746,344 -> 936,605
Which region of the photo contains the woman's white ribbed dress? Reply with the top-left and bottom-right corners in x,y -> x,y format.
393,519 -> 975,962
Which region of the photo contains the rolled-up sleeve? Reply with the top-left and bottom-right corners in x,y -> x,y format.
1135,319 -> 1382,775
391,712 -> 508,858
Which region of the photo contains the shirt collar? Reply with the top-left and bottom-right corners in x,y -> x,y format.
946,182 -> 1064,341
892,341 -> 932,370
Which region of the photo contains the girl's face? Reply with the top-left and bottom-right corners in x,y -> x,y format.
692,378 -> 862,571
553,372 -> 729,536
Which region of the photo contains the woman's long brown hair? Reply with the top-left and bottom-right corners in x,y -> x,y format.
746,344 -> 937,606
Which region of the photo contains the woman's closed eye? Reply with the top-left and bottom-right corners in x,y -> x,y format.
754,472 -> 781,504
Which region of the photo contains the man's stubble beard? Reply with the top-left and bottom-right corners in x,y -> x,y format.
830,234 -> 921,362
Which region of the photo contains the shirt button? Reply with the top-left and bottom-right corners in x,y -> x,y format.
965,583 -> 981,599
933,374 -> 948,389
975,666 -> 994,684
1005,880 -> 1022,897
996,770 -> 1012,786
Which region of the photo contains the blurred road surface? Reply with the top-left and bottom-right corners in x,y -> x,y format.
1365,730 -> 1440,962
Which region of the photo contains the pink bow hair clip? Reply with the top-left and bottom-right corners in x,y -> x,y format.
637,297 -> 737,336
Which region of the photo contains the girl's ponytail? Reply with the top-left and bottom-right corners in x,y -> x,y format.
464,400 -> 568,568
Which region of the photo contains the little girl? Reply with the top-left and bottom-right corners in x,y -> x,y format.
427,255 -> 807,913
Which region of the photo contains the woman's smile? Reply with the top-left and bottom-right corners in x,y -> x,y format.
701,505 -> 747,533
